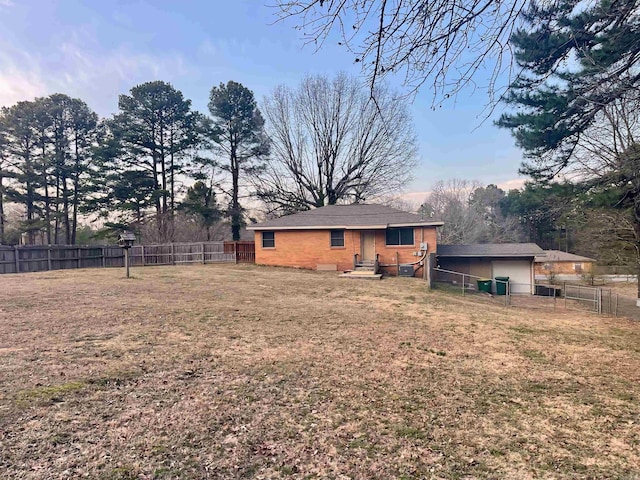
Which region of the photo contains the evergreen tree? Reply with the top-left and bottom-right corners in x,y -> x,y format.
111,81 -> 205,238
497,0 -> 640,297
1,101 -> 43,244
497,0 -> 640,176
208,81 -> 269,241
0,120 -> 8,244
179,181 -> 221,240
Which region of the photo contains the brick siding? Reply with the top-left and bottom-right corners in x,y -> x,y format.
254,227 -> 437,276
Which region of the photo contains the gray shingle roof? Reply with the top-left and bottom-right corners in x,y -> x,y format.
437,243 -> 544,258
534,250 -> 596,263
247,204 -> 443,230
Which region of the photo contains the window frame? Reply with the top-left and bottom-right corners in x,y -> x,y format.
385,227 -> 414,246
262,231 -> 275,249
330,229 -> 345,248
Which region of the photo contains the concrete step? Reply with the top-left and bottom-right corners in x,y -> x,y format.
339,272 -> 383,280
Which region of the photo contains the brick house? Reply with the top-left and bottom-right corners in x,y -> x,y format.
246,204 -> 443,277
534,250 -> 596,277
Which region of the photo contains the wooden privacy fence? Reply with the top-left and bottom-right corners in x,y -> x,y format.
0,241 -> 255,274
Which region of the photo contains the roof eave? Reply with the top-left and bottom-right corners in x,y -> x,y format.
247,221 -> 444,231
438,254 -> 540,258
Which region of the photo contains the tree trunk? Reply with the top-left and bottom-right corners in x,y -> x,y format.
169,130 -> 175,242
71,135 -> 80,245
63,173 -> 70,244
231,145 -> 240,241
0,171 -> 4,245
54,172 -> 60,244
25,147 -> 35,245
41,143 -> 51,244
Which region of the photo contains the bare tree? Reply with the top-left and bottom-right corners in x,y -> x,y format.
274,0 -> 527,104
423,179 -> 485,244
422,179 -> 522,244
256,73 -> 417,215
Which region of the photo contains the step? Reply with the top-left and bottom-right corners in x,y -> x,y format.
339,272 -> 383,280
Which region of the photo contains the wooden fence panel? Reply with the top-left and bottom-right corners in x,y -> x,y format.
0,241 -> 254,275
0,246 -> 16,274
206,242 -> 234,263
103,246 -> 125,267
224,241 -> 256,263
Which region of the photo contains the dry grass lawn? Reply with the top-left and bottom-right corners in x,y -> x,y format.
1,264 -> 639,479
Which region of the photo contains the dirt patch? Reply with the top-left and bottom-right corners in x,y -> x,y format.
1,264 -> 639,479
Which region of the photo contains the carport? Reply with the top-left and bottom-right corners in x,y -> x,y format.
435,243 -> 545,294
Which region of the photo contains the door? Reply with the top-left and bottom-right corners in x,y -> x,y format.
491,260 -> 533,294
361,231 -> 375,261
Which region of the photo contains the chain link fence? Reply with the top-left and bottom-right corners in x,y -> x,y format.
433,267 -> 625,316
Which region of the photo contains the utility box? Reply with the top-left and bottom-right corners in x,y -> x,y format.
399,265 -> 414,277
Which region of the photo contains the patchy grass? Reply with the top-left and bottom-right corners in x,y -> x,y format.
1,264 -> 639,479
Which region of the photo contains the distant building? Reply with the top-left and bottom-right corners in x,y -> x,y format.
534,250 -> 596,277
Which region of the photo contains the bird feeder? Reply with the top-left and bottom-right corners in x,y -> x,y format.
118,231 -> 136,278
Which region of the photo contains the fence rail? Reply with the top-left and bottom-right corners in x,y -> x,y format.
433,267 -> 622,316
0,241 -> 255,275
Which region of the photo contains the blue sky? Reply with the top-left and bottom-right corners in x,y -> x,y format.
0,0 -> 527,201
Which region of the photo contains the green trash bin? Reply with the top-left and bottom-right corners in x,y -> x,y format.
495,276 -> 510,295
477,278 -> 492,293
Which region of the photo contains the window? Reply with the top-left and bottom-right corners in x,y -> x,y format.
262,231 -> 275,248
330,230 -> 345,247
385,227 -> 414,246
574,263 -> 582,273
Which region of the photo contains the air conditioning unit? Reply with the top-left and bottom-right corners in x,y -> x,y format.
399,265 -> 414,277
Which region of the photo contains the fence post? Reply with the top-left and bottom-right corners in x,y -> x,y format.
462,274 -> 465,296
234,242 -> 238,264
78,247 -> 82,269
396,252 -> 400,277
47,246 -> 52,271
171,243 -> 175,265
597,288 -> 602,314
201,243 -> 206,264
13,245 -> 19,273
505,281 -> 509,307
614,294 -> 618,317
141,245 -> 145,266
101,246 -> 106,268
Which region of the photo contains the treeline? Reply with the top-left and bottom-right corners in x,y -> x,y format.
0,73 -> 417,245
425,179 -> 636,266
0,81 -> 252,245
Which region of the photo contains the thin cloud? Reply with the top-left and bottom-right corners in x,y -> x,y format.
0,0 -> 15,7
0,35 -> 192,115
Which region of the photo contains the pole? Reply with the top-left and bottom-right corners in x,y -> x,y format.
47,246 -> 52,271
504,280 -> 509,307
202,242 -> 206,264
125,248 -> 130,278
13,245 -> 19,273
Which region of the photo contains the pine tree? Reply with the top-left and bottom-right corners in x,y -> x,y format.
208,81 -> 269,241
